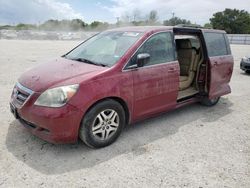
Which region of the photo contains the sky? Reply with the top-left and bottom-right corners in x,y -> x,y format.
0,0 -> 250,25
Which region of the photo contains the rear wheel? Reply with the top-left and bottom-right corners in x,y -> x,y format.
200,96 -> 220,106
79,99 -> 125,148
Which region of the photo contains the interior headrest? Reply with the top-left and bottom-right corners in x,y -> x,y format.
176,39 -> 192,49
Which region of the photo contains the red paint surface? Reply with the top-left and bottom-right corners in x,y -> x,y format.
10,26 -> 234,144
208,55 -> 234,98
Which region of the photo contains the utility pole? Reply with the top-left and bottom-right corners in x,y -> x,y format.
172,12 -> 175,25
116,17 -> 120,23
116,17 -> 120,26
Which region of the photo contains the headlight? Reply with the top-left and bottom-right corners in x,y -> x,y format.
34,84 -> 79,107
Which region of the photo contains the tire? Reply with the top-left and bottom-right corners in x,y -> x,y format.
245,70 -> 250,74
79,99 -> 125,148
200,96 -> 220,106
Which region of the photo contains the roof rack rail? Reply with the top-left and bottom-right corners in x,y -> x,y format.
175,24 -> 204,29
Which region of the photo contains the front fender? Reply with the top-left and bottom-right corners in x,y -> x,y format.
68,71 -> 134,124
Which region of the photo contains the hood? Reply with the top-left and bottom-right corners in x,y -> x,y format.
18,57 -> 107,92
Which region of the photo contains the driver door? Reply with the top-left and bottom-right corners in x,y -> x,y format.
126,32 -> 179,119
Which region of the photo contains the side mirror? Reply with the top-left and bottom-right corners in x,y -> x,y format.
136,53 -> 150,67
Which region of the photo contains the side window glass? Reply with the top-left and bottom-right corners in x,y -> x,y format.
224,34 -> 232,55
126,32 -> 175,68
204,32 -> 228,56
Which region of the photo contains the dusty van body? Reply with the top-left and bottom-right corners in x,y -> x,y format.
10,26 -> 234,148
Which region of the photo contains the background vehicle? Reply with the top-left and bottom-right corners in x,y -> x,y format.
240,56 -> 250,73
10,26 -> 234,148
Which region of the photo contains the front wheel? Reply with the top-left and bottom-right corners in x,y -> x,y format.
79,99 -> 125,148
245,70 -> 250,74
200,96 -> 220,106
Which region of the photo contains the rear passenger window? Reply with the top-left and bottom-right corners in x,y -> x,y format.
204,32 -> 229,57
126,32 -> 175,68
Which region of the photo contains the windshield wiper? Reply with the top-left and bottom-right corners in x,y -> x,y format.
71,57 -> 108,67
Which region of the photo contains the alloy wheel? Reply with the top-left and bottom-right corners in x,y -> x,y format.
92,109 -> 119,140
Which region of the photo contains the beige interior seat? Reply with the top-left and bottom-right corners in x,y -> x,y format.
176,39 -> 199,90
179,76 -> 188,82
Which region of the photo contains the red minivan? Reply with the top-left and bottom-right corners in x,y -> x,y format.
10,26 -> 234,148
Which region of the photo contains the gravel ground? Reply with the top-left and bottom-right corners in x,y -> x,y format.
0,40 -> 249,188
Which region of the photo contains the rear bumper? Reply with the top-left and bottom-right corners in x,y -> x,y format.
240,60 -> 250,71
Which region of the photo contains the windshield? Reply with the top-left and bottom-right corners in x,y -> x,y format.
64,31 -> 143,67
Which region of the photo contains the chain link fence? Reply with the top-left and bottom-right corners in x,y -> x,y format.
227,34 -> 250,45
1,30 -> 250,44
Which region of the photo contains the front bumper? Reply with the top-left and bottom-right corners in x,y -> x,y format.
10,84 -> 83,144
240,60 -> 250,71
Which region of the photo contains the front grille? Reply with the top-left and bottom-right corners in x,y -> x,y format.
12,83 -> 33,106
15,90 -> 29,104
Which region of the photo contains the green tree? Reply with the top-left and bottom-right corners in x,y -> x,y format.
70,19 -> 87,30
204,23 -> 212,29
39,19 -> 60,30
90,21 -> 109,30
39,19 -> 87,31
210,8 -> 250,34
163,17 -> 191,26
16,23 -> 36,30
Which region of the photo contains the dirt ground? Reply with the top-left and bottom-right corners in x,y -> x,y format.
0,40 -> 249,188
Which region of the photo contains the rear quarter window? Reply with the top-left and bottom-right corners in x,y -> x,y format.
204,32 -> 230,57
